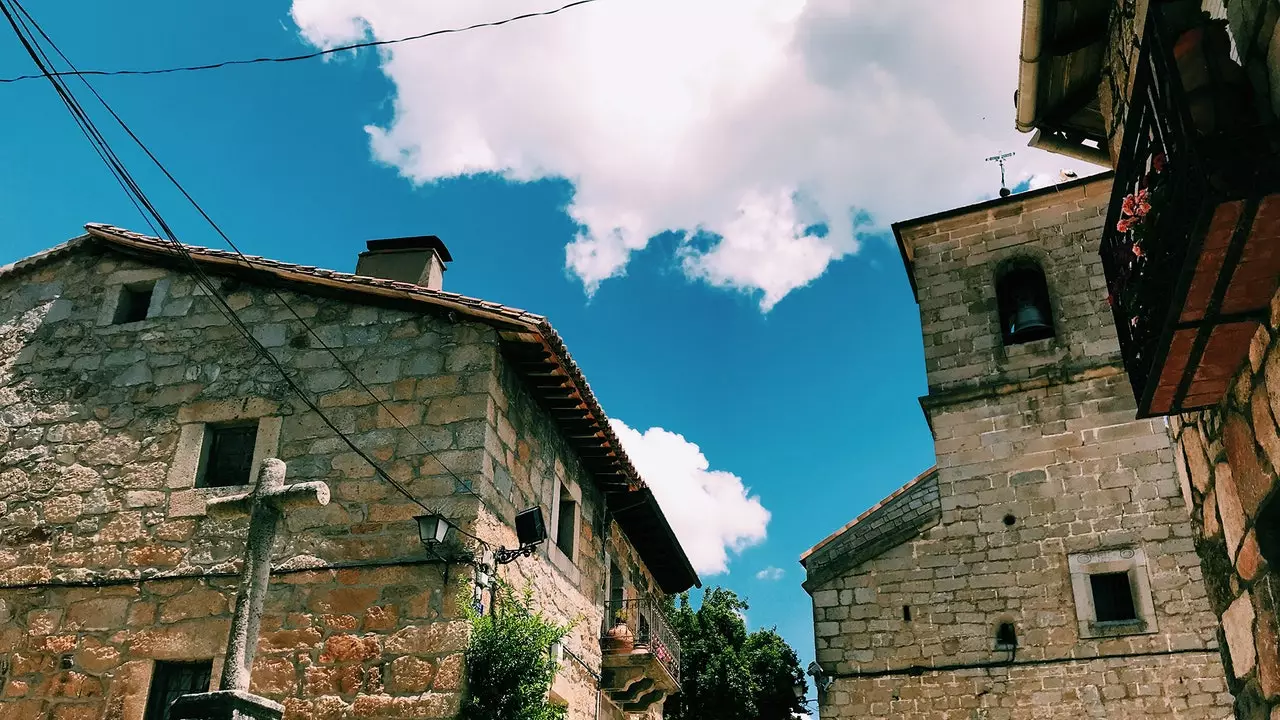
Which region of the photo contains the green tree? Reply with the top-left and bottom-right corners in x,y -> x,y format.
460,584 -> 570,720
664,587 -> 807,720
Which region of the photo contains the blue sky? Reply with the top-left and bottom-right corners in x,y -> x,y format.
0,0 -> 1088,695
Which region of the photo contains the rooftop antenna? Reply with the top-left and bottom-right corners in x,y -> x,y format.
986,152 -> 1015,197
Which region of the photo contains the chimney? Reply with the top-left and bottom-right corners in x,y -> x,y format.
355,236 -> 452,290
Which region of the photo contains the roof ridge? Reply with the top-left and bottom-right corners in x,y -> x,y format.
82,223 -> 549,324
801,465 -> 938,562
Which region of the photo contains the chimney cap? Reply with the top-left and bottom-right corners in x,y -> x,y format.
363,235 -> 452,263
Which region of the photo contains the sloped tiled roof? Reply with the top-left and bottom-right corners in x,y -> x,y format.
7,224 -> 699,593
800,467 -> 940,591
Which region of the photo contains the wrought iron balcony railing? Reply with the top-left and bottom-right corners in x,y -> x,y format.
601,597 -> 681,685
1101,4 -> 1280,417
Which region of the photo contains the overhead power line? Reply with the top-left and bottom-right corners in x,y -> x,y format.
1,0 -> 488,546
10,0 -> 485,506
0,0 -> 603,84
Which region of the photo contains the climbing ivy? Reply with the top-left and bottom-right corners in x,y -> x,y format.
460,583 -> 570,720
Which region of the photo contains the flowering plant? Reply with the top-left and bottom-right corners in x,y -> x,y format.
1114,152 -> 1165,253
1106,151 -> 1170,347
654,640 -> 674,665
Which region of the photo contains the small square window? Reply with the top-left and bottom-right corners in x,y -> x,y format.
556,485 -> 577,560
113,282 -> 155,324
1089,572 -> 1138,623
1068,548 -> 1156,638
144,659 -> 212,720
196,422 -> 259,488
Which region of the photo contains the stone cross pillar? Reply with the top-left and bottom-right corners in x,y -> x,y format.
170,458 -> 330,720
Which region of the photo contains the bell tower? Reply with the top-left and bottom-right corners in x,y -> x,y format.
894,174 -> 1123,405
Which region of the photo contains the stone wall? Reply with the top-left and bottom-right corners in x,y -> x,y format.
1168,299 -> 1280,720
809,179 -> 1233,718
0,564 -> 464,720
822,653 -> 1230,719
1076,3 -> 1280,718
0,242 -> 666,719
809,371 -> 1231,719
469,348 -> 665,719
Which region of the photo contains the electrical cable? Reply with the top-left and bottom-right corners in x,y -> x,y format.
1,0 -> 489,547
10,0 -> 486,507
0,0 -> 605,84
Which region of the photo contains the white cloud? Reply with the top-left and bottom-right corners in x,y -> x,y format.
608,419 -> 769,575
290,0 -> 1088,310
756,566 -> 786,581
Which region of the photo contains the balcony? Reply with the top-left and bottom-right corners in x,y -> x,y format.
599,598 -> 681,712
1101,5 -> 1280,417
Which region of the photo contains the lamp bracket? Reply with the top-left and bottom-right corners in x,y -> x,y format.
493,542 -> 540,565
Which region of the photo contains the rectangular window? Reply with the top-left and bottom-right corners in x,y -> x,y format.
1090,572 -> 1138,622
113,282 -> 155,324
196,422 -> 259,488
144,660 -> 212,720
556,484 -> 576,560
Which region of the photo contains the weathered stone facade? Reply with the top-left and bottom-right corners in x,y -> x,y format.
0,233 -> 690,719
803,176 -> 1234,718
1167,308 -> 1280,719
1067,2 -> 1280,717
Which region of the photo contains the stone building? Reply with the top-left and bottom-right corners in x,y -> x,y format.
1013,1 -> 1280,717
0,224 -> 696,719
801,174 -> 1235,718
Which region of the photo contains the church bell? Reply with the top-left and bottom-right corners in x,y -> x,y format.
1007,292 -> 1052,342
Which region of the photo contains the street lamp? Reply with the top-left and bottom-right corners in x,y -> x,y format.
416,507 -> 547,564
414,513 -> 449,546
792,683 -> 818,714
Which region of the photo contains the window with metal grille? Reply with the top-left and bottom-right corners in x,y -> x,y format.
1090,572 -> 1138,622
556,485 -> 576,560
196,422 -> 259,488
113,282 -> 155,324
143,660 -> 212,720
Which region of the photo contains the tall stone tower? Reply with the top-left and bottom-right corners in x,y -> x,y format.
801,175 -> 1234,718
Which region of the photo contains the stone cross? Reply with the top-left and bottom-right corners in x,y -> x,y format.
170,458 -> 330,720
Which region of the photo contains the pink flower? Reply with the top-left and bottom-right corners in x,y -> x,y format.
1106,293 -> 1115,307
1132,243 -> 1144,258
1121,189 -> 1152,220
1134,189 -> 1152,217
1117,216 -> 1137,233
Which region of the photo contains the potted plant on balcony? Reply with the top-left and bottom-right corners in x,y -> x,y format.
603,609 -> 633,653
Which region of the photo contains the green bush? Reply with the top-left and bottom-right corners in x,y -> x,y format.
460,583 -> 571,720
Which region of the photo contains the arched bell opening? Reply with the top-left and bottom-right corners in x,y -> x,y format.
996,262 -> 1055,345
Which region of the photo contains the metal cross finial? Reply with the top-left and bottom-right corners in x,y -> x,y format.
986,151 -> 1016,196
